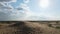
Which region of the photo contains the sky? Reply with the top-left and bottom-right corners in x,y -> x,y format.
0,0 -> 60,21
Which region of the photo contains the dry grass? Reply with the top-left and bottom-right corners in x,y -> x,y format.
0,21 -> 60,34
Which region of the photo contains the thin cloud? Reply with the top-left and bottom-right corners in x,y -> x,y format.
0,0 -> 32,21
23,0 -> 30,3
0,0 -> 59,21
0,0 -> 17,3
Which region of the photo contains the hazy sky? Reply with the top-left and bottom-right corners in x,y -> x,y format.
0,0 -> 60,21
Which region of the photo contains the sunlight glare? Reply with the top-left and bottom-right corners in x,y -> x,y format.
39,0 -> 49,8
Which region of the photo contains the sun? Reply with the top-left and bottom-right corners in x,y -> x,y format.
39,0 -> 49,8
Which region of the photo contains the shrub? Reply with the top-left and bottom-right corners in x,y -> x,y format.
48,24 -> 52,27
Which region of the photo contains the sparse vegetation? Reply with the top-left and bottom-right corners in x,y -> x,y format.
48,24 -> 52,27
0,21 -> 60,34
56,27 -> 60,29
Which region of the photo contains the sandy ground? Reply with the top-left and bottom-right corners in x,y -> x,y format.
0,21 -> 60,34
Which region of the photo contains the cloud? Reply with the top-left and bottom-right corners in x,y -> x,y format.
0,3 -> 13,12
39,13 -> 60,20
23,0 -> 30,3
0,0 -> 57,21
0,3 -> 12,20
0,1 -> 30,21
0,0 -> 27,21
0,3 -> 18,20
16,3 -> 33,20
0,0 -> 17,3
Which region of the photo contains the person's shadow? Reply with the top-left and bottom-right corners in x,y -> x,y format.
9,21 -> 33,34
